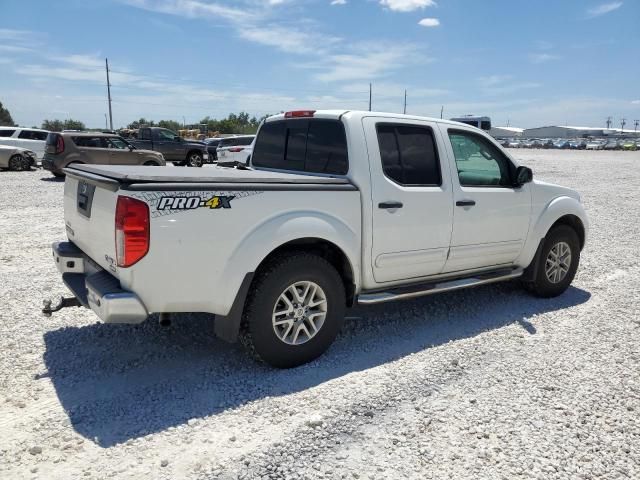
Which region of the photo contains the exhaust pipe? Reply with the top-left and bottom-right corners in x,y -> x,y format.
159,313 -> 171,327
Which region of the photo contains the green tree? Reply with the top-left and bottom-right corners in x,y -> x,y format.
0,101 -> 15,126
127,118 -> 156,129
41,119 -> 86,132
157,120 -> 182,132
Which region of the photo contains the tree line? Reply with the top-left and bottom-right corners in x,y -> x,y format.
0,101 -> 270,134
127,112 -> 270,135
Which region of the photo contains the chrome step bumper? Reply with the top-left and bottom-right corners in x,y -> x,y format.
50,242 -> 148,324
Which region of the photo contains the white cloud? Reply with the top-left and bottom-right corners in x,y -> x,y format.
418,18 -> 440,27
631,100 -> 640,105
313,44 -> 429,82
478,75 -> 541,95
380,0 -> 436,12
331,0 -> 346,4
586,1 -> 623,18
529,53 -> 561,64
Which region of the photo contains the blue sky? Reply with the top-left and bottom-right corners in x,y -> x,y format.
1,0 -> 638,129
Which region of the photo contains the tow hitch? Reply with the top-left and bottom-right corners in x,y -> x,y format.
42,297 -> 82,317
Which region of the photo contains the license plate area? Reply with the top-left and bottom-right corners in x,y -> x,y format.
77,181 -> 96,218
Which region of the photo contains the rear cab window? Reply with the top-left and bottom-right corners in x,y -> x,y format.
252,119 -> 348,175
376,124 -> 441,186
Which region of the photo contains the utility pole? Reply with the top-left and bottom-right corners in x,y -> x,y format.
621,118 -> 626,132
403,90 -> 407,114
369,83 -> 372,112
634,120 -> 639,133
606,116 -> 612,129
105,58 -> 113,131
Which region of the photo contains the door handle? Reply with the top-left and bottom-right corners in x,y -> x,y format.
378,201 -> 403,209
456,200 -> 476,207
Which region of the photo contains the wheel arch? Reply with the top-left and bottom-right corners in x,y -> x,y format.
549,214 -> 585,250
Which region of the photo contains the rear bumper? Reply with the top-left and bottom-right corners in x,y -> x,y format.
53,241 -> 148,324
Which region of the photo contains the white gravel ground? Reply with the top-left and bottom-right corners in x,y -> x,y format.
0,149 -> 638,480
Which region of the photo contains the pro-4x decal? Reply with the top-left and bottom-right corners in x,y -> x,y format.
130,191 -> 263,218
157,195 -> 235,211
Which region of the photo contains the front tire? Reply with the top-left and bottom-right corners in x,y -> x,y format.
241,252 -> 346,368
524,225 -> 580,298
8,154 -> 30,171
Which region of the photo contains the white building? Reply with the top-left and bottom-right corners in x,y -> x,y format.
489,126 -> 524,138
522,126 -> 616,138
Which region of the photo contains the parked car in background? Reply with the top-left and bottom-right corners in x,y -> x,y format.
622,139 -> 638,151
506,139 -> 521,148
203,137 -> 222,163
216,135 -> 255,164
553,140 -> 571,149
129,127 -> 208,167
0,127 -> 49,161
585,140 -> 604,150
541,139 -> 555,149
42,132 -> 165,177
603,139 -> 620,150
0,145 -> 37,171
568,139 -> 586,150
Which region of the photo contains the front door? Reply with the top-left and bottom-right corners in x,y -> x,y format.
440,126 -> 531,272
363,117 -> 454,284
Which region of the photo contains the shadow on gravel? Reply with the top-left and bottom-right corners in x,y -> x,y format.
42,282 -> 590,447
40,176 -> 64,182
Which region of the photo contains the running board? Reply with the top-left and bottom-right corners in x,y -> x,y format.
357,268 -> 524,305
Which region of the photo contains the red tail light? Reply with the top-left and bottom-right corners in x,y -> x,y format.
56,135 -> 65,154
115,196 -> 150,267
229,147 -> 245,152
284,110 -> 315,118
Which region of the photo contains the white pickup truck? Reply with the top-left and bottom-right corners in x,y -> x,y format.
45,110 -> 588,368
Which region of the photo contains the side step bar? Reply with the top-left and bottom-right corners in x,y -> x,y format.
357,268 -> 524,305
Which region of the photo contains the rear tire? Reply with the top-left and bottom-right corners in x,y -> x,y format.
523,225 -> 580,298
240,252 -> 346,368
8,154 -> 30,171
186,151 -> 203,168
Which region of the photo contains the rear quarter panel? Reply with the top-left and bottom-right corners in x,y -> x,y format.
119,188 -> 362,316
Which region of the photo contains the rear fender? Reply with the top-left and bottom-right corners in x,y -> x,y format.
219,211 -> 361,315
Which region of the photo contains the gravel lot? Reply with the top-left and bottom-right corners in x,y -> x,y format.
1,149 -> 638,479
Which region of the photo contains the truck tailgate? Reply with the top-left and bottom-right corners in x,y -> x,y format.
63,170 -> 119,274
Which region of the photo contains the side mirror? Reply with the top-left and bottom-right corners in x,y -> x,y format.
514,166 -> 533,187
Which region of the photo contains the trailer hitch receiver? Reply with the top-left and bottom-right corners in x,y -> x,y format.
42,297 -> 82,317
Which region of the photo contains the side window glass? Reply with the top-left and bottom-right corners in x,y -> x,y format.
0,129 -> 15,137
106,137 -> 128,149
18,130 -> 33,139
448,131 -> 513,187
157,129 -> 175,141
376,124 -> 441,186
139,129 -> 150,141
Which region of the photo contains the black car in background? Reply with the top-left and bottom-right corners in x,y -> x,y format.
204,138 -> 222,163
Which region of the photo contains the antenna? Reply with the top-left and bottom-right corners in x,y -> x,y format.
440,105 -> 444,119
105,58 -> 113,131
368,83 -> 372,112
403,89 -> 407,115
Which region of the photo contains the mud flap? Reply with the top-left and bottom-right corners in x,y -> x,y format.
214,272 -> 254,343
522,237 -> 545,283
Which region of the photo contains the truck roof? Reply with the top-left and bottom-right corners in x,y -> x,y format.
265,110 -> 471,128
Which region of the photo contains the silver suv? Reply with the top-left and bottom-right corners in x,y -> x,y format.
42,132 -> 165,177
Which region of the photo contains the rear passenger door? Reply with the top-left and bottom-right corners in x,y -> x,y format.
72,137 -> 111,164
363,117 -> 454,283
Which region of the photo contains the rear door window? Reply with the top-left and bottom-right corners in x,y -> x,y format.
0,129 -> 16,137
72,137 -> 107,148
376,124 -> 441,186
252,119 -> 348,175
18,130 -> 48,140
